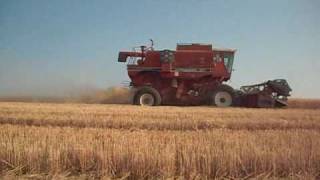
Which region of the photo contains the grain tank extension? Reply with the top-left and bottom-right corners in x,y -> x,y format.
118,41 -> 291,108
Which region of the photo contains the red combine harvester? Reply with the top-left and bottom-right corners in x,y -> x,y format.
118,41 -> 291,107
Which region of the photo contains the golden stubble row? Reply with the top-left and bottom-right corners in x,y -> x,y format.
0,102 -> 320,178
0,124 -> 320,178
0,102 -> 320,131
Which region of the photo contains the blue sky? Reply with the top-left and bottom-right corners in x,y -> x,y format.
0,0 -> 319,98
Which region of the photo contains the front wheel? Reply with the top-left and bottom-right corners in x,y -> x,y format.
211,84 -> 234,107
134,87 -> 161,106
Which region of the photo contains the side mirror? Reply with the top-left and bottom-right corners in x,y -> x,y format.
118,52 -> 128,62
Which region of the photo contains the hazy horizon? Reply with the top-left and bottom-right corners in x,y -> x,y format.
1,0 -> 319,98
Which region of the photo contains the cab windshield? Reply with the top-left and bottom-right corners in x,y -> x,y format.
223,53 -> 234,73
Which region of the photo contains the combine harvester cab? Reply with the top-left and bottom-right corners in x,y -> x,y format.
118,41 -> 291,108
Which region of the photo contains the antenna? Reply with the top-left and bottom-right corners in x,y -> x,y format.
149,39 -> 154,50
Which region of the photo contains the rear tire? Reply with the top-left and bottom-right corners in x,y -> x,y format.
134,87 -> 161,106
211,84 -> 234,107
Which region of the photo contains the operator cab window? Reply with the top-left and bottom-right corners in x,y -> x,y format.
223,54 -> 234,73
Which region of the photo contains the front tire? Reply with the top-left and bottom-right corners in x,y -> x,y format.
134,87 -> 161,106
211,84 -> 234,107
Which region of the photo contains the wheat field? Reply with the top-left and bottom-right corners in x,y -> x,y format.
0,102 -> 320,179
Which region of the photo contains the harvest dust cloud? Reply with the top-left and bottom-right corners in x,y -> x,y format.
0,86 -> 131,104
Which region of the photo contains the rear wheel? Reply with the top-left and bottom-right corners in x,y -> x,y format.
211,84 -> 234,107
134,87 -> 161,106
